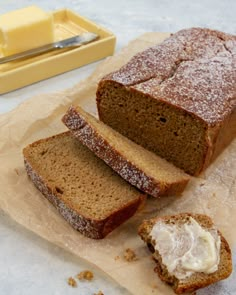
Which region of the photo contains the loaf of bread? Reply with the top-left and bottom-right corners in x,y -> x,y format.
138,213 -> 232,294
62,105 -> 190,197
96,28 -> 236,175
23,132 -> 145,239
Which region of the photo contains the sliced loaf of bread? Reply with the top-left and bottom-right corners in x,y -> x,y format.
62,105 -> 190,198
23,132 -> 145,239
138,213 -> 232,294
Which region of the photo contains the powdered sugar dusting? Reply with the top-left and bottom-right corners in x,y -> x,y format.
107,32 -> 185,86
105,28 -> 236,125
158,51 -> 236,124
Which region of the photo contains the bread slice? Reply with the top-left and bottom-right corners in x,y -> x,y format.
62,105 -> 190,198
138,213 -> 232,294
23,132 -> 145,239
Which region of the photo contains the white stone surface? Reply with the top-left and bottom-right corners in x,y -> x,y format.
0,0 -> 235,294
0,211 -> 130,295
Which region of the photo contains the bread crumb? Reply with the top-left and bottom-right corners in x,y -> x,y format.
67,277 -> 77,287
77,270 -> 94,281
114,255 -> 120,261
123,248 -> 138,261
94,291 -> 104,295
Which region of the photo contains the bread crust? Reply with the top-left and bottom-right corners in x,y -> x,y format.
203,106 -> 236,172
138,213 -> 233,294
62,105 -> 190,197
23,132 -> 145,239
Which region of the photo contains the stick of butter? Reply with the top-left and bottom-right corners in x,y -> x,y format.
0,6 -> 54,56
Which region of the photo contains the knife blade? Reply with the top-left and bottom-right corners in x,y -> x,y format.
0,32 -> 98,64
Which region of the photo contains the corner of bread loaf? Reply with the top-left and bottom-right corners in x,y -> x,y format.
102,194 -> 146,237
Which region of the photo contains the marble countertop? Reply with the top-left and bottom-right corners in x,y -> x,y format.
0,0 -> 235,294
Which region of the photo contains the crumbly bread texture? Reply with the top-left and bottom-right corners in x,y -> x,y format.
77,270 -> 94,281
138,213 -> 232,294
123,248 -> 138,262
67,277 -> 77,287
96,28 -> 236,175
62,105 -> 190,197
23,132 -> 145,239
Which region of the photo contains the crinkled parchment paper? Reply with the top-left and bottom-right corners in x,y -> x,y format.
0,33 -> 235,295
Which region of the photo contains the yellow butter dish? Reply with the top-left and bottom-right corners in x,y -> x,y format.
0,8 -> 116,94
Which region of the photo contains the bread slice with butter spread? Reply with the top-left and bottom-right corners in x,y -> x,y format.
138,213 -> 232,294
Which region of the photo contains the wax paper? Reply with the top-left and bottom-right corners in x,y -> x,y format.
0,32 -> 235,295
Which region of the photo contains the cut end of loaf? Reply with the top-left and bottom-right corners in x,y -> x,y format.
97,80 -> 208,176
138,213 -> 232,294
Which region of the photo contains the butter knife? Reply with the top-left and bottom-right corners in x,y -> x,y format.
0,32 -> 98,64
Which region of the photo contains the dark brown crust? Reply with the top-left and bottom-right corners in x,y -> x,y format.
138,213 -> 233,294
98,28 -> 236,124
62,105 -> 190,197
96,28 -> 236,176
23,133 -> 145,239
202,106 -> 236,173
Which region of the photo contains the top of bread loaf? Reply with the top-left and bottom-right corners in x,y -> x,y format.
102,28 -> 236,125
